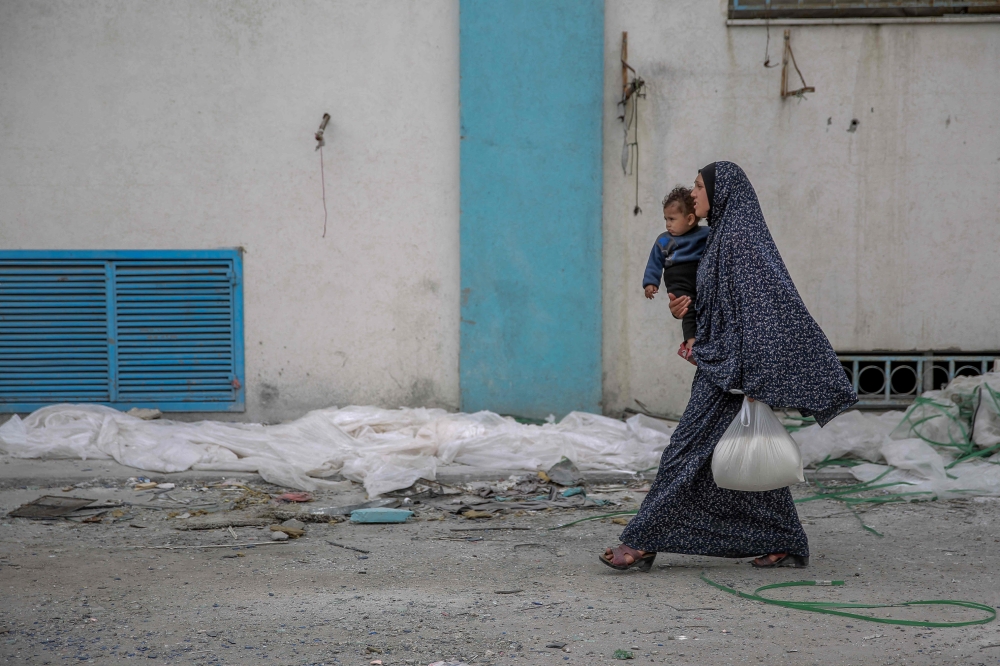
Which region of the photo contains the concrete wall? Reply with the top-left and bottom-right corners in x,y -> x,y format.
0,0 -> 461,422
602,1 -> 1000,418
3,1 -> 997,423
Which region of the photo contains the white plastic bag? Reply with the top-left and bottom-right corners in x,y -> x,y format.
712,398 -> 804,491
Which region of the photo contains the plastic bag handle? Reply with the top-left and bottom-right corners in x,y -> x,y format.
740,398 -> 751,427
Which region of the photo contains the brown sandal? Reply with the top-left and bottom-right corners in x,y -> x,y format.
751,553 -> 809,568
599,544 -> 656,572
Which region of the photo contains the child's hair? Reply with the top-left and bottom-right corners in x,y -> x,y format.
662,186 -> 697,218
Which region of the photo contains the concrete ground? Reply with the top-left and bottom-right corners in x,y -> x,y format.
1,456 -> 999,666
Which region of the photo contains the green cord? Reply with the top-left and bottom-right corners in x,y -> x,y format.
852,507 -> 883,537
700,572 -> 997,628
796,465 -> 906,535
780,414 -> 816,433
547,511 -> 638,530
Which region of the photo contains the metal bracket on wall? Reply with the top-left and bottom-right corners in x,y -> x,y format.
314,113 -> 330,150
781,29 -> 815,98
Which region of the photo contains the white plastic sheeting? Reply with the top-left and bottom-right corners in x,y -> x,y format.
0,404 -> 675,496
849,456 -> 1000,500
792,371 -> 1000,498
792,409 -> 904,468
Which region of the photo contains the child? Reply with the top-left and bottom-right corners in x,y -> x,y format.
642,186 -> 709,360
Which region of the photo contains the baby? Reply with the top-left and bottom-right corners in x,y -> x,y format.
642,186 -> 709,360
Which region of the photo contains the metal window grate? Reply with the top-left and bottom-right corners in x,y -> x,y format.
730,0 -> 1000,20
0,250 -> 244,413
838,354 -> 998,408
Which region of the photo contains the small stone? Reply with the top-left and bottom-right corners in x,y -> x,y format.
270,530 -> 290,542
280,518 -> 306,531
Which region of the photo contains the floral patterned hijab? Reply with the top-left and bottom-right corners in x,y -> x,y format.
693,161 -> 856,426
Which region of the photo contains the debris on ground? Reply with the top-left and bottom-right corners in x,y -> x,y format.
310,498 -> 400,517
7,495 -> 97,519
459,509 -> 493,520
326,540 -> 370,554
174,514 -> 272,531
545,457 -> 583,486
269,519 -> 307,538
126,407 -> 162,420
613,649 -> 635,659
275,491 -> 313,502
279,518 -> 306,530
350,508 -> 414,523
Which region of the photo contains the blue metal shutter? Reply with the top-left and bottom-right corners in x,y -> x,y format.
0,260 -> 111,405
114,258 -> 240,407
0,250 -> 244,413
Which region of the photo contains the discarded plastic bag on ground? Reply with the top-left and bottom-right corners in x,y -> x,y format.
340,453 -> 437,498
849,427 -> 1000,499
712,398 -> 804,492
880,438 -> 948,480
890,393 -> 969,449
850,457 -> 1000,499
791,409 -> 901,467
975,376 -> 1000,447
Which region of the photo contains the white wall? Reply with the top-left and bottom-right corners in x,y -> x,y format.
4,1 -> 997,423
0,0 -> 461,422
602,1 -> 1000,417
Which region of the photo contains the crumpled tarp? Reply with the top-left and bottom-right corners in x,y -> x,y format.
0,405 -> 675,496
792,371 -> 1000,498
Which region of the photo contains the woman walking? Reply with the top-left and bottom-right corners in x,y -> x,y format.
602,161 -> 856,570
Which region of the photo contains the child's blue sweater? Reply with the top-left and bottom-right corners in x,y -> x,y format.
642,226 -> 710,288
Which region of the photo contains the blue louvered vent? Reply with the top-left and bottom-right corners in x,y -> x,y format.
0,251 -> 244,412
0,261 -> 110,404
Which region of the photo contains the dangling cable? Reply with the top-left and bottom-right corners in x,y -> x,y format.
314,113 -> 331,238
319,146 -> 328,238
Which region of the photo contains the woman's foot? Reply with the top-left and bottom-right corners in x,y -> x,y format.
599,544 -> 656,572
751,553 -> 808,568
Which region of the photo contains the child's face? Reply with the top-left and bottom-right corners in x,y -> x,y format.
663,202 -> 697,236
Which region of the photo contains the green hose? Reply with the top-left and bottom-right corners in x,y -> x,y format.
700,572 -> 997,628
547,511 -> 638,530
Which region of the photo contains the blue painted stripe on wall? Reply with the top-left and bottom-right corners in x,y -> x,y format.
460,0 -> 604,418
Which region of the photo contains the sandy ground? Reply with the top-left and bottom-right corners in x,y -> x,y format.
1,460 -> 999,666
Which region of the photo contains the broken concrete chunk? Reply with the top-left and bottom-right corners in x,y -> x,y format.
269,524 -> 305,538
545,457 -> 583,486
127,407 -> 162,420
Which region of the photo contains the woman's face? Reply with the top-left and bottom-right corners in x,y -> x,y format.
692,173 -> 710,219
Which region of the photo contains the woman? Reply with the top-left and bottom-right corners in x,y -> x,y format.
601,161 -> 856,570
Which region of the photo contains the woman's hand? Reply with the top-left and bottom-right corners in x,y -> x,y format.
667,293 -> 691,319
